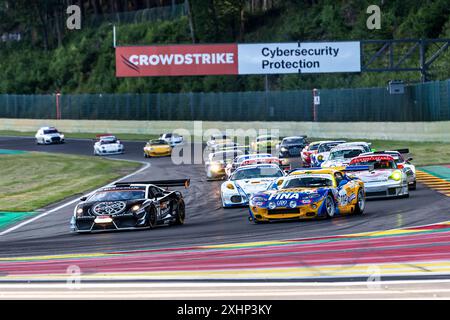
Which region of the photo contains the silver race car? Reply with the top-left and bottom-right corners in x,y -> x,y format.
361,149 -> 416,190
347,154 -> 409,199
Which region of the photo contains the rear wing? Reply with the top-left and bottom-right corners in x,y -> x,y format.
115,179 -> 190,188
344,165 -> 374,172
371,148 -> 410,154
287,167 -> 324,174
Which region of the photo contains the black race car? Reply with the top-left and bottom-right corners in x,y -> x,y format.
70,179 -> 189,233
278,136 -> 308,158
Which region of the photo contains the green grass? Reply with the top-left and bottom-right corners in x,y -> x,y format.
0,130 -> 158,141
0,152 -> 140,212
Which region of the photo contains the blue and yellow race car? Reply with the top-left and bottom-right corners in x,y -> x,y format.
248,167 -> 366,223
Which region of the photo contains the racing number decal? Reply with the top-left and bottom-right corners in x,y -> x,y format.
337,186 -> 356,206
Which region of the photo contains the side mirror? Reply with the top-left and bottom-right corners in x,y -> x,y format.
407,157 -> 413,162
80,197 -> 87,201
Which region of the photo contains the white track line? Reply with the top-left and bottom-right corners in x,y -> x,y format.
0,160 -> 150,236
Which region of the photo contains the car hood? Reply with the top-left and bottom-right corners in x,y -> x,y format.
251,187 -> 328,208
322,159 -> 351,167
234,178 -> 277,195
349,169 -> 394,182
77,199 -> 145,216
43,133 -> 62,138
96,143 -> 122,149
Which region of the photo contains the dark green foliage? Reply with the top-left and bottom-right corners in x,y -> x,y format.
0,0 -> 449,94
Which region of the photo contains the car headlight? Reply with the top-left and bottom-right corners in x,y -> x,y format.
389,170 -> 402,181
251,196 -> 265,203
225,183 -> 235,190
281,147 -> 288,152
76,208 -> 83,217
211,164 -> 222,172
131,205 -> 140,212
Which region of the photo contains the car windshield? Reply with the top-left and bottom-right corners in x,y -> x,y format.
44,129 -> 58,134
329,149 -> 363,160
212,151 -> 243,162
231,167 -> 283,180
283,138 -> 304,145
308,144 -> 319,151
318,143 -> 341,152
89,190 -> 145,202
100,138 -> 117,144
150,140 -> 168,145
283,176 -> 333,188
354,160 -> 397,169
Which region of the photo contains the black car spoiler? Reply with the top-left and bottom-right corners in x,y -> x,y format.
115,179 -> 190,188
372,148 -> 410,154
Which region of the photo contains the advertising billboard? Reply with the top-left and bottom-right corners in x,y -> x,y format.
116,41 -> 361,77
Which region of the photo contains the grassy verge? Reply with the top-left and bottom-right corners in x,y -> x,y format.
0,152 -> 140,212
0,130 -> 157,141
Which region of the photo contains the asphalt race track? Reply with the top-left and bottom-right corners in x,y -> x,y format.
0,136 -> 449,258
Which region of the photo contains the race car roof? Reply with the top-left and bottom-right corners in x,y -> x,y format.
234,163 -> 281,171
330,145 -> 366,152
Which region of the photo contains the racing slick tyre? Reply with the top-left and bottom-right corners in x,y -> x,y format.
147,206 -> 157,229
354,189 -> 365,215
324,194 -> 336,218
173,200 -> 185,225
409,181 -> 417,190
144,152 -> 149,158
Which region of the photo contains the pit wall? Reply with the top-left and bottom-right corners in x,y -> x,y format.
0,118 -> 449,142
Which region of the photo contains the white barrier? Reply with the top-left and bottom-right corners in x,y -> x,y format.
0,119 -> 449,142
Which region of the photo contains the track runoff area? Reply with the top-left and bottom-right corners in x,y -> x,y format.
0,135 -> 449,298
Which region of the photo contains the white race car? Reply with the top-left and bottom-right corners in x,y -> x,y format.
35,126 -> 65,145
221,164 -> 285,207
94,135 -> 124,156
321,145 -> 366,168
310,140 -> 346,166
225,153 -> 273,178
206,133 -> 233,148
159,133 -> 184,147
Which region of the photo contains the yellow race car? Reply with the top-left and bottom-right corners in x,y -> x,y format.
251,135 -> 281,153
248,167 -> 365,223
143,139 -> 172,158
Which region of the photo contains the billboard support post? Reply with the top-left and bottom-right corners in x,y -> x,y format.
312,88 -> 320,122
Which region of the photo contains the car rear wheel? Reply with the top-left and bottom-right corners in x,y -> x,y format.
174,200 -> 185,225
354,189 -> 365,215
147,206 -> 157,229
409,181 -> 417,190
324,195 -> 336,218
